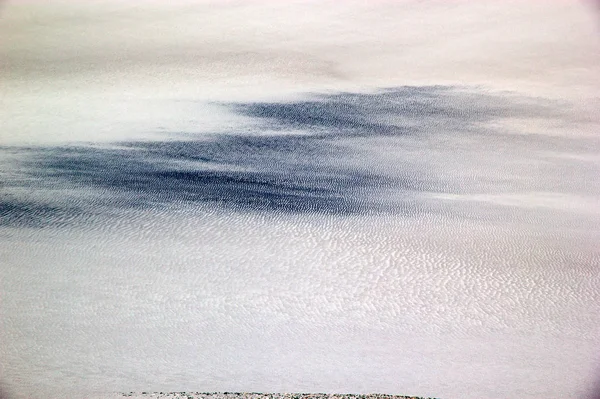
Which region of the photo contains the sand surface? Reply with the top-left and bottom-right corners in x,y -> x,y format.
1,2 -> 599,399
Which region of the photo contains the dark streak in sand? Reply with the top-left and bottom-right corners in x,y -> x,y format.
0,86 -> 562,227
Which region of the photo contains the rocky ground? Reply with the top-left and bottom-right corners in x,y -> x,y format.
118,393 -> 438,399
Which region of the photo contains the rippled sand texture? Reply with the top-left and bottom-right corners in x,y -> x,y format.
1,2 -> 600,399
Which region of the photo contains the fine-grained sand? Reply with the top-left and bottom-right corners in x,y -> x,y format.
2,2 -> 599,399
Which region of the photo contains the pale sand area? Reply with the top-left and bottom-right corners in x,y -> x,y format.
2,0 -> 599,145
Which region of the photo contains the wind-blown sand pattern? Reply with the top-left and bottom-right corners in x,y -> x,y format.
1,2 -> 600,399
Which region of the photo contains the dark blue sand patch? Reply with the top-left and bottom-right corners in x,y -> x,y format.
0,135 -> 394,227
0,198 -> 85,228
0,86 -> 563,227
228,86 -> 559,137
25,138 -> 394,217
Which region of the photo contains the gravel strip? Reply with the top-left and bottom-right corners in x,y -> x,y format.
118,393 -> 439,399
